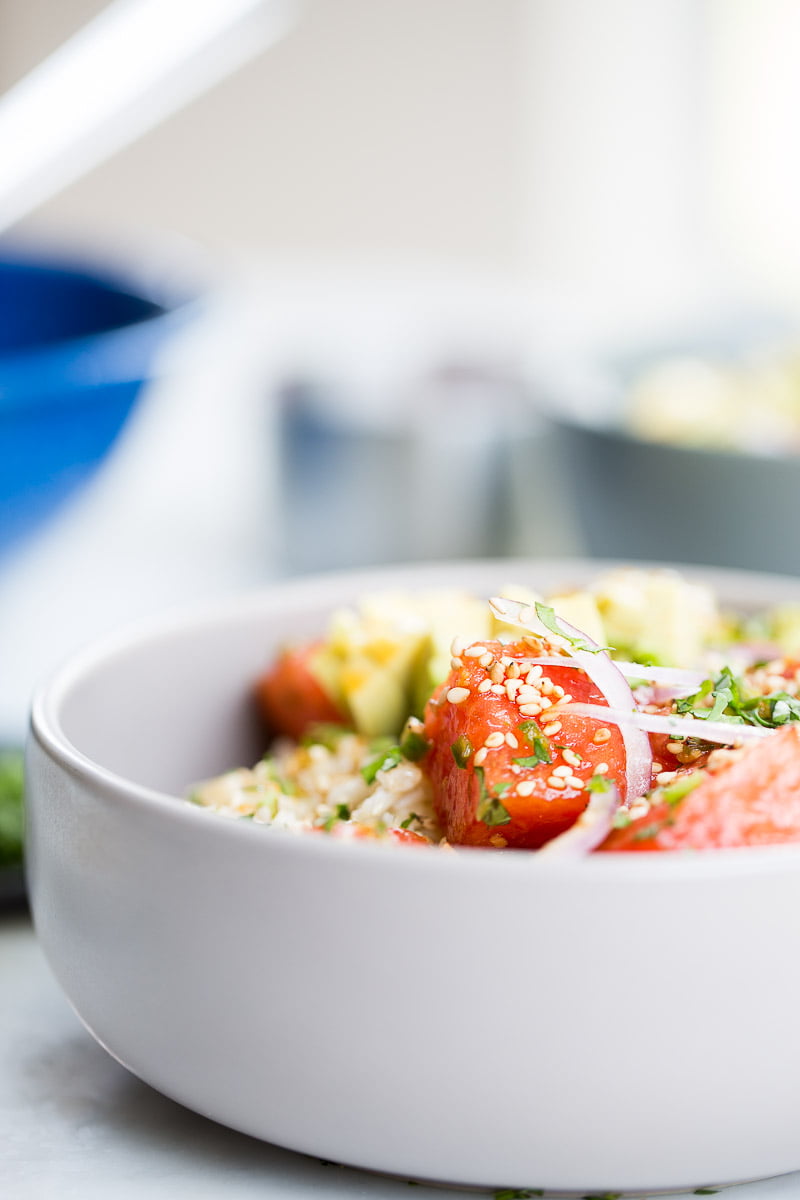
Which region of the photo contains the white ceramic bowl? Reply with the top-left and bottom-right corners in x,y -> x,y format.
25,558 -> 800,1196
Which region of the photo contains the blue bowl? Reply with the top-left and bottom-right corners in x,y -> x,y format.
0,247 -> 187,559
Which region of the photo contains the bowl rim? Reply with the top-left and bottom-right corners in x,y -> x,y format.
28,555 -> 800,883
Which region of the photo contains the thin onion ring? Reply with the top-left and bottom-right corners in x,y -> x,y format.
537,782 -> 621,857
551,701 -> 773,746
490,597 -> 653,802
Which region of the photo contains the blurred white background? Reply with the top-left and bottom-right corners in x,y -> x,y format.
2,0 -> 800,739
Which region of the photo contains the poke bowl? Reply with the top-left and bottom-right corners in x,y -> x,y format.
24,557 -> 800,1196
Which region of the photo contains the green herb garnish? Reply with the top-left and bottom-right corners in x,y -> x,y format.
299,722 -> 350,750
322,803 -> 351,831
475,766 -> 511,827
534,602 -> 611,654
518,718 -> 552,764
361,742 -> 403,784
451,734 -> 473,769
0,749 -> 24,869
399,720 -> 431,761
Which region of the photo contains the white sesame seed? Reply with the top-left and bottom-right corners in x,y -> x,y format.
450,656 -> 464,669
562,748 -> 582,768
505,679 -> 521,700
552,765 -> 572,777
478,679 -> 493,693
517,780 -> 535,796
666,741 -> 684,755
559,693 -> 572,705
518,703 -> 541,716
516,685 -> 542,704
651,761 -> 663,773
656,770 -> 677,785
538,697 -> 553,709
473,748 -> 488,766
446,687 -> 470,705
592,728 -> 612,745
527,664 -> 543,679
479,652 -> 495,668
490,662 -> 505,684
566,775 -> 585,790
506,661 -> 521,679
628,802 -> 650,820
491,684 -> 506,695
547,775 -> 567,789
450,636 -> 466,657
543,721 -> 562,736
485,732 -> 505,749
540,678 -> 554,696
505,732 -> 519,749
552,684 -> 565,699
464,645 -> 487,658
594,762 -> 609,775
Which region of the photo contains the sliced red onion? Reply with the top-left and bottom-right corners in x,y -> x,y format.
490,597 -> 652,801
613,662 -> 706,691
537,782 -> 621,858
553,701 -> 773,746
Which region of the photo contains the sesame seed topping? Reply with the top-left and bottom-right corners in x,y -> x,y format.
484,732 -> 505,749
518,703 -> 541,717
595,762 -> 609,775
528,665 -> 543,679
547,775 -> 567,789
505,732 -> 519,749
450,656 -> 464,669
666,740 -> 684,755
559,693 -> 572,705
566,775 -> 585,790
562,748 -> 582,769
479,652 -> 495,668
473,748 -> 488,766
517,780 -> 535,796
505,679 -> 521,700
446,687 -> 470,705
491,683 -> 506,695
516,685 -> 541,704
656,770 -> 677,785
490,662 -> 506,684
540,678 -> 554,696
551,765 -> 572,777
450,636 -> 466,657
464,645 -> 487,658
543,721 -> 562,736
592,728 -> 612,744
552,684 -> 565,699
506,661 -> 521,679
538,697 -> 553,709
478,679 -> 493,693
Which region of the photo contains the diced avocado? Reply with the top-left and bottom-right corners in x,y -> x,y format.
590,568 -> 719,666
343,664 -> 410,739
407,592 -> 494,715
767,605 -> 800,658
544,590 -> 607,647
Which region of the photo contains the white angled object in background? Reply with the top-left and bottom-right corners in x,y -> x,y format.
0,0 -> 299,233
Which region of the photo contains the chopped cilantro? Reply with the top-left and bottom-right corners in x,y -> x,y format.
661,772 -> 704,807
677,666 -> 800,731
322,803 -> 351,831
693,1190 -> 719,1196
518,718 -> 552,764
399,721 -> 431,761
400,812 -> 423,830
475,766 -> 511,827
299,723 -> 350,750
451,734 -> 473,769
493,1190 -> 544,1199
361,743 -> 403,784
586,774 -> 613,793
493,781 -> 512,796
534,601 -> 611,654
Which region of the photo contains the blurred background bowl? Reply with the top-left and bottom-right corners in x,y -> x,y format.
529,309 -> 800,575
0,245 -> 186,560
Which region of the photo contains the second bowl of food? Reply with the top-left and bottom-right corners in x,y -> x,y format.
25,557 -> 800,1195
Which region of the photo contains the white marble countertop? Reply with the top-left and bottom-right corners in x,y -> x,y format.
4,907 -> 800,1200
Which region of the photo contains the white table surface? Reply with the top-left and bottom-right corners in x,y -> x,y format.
3,906 -> 800,1200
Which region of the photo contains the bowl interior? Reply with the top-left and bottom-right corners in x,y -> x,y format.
37,557 -> 800,803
